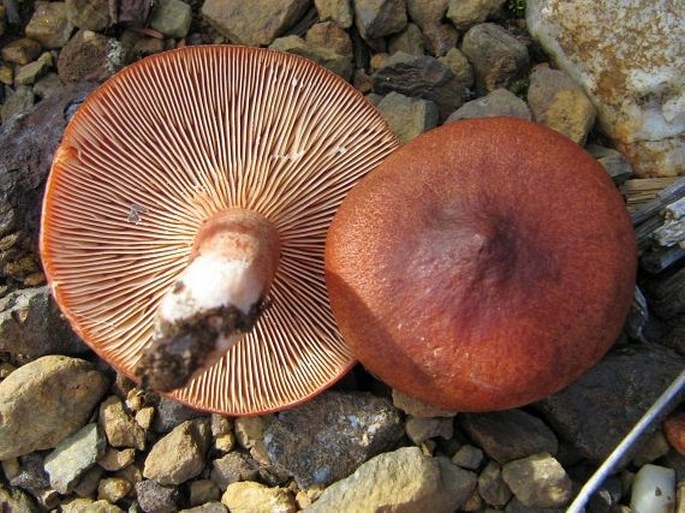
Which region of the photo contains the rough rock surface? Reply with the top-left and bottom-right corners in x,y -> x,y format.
57,29 -> 124,83
0,355 -> 108,459
263,390 -> 404,489
211,452 -> 259,489
221,481 -> 297,513
354,0 -> 408,42
135,480 -> 181,513
392,389 -> 456,417
458,409 -> 559,464
25,2 -> 74,49
307,446 -> 476,513
377,91 -> 439,143
99,396 -> 147,450
65,0 -> 110,31
269,35 -> 354,81
446,87 -> 531,121
502,453 -> 572,508
526,0 -> 684,177
537,343 -> 685,461
446,0 -> 506,30
314,0 -> 353,29
201,0 -> 311,46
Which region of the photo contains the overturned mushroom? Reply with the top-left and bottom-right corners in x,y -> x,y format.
40,46 -> 399,415
325,117 -> 637,412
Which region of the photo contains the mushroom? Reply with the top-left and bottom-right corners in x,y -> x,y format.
325,117 -> 637,412
40,45 -> 399,415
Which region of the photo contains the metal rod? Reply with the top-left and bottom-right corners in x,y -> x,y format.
566,370 -> 685,513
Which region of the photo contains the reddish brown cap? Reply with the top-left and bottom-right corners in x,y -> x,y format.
40,45 -> 399,415
325,117 -> 637,412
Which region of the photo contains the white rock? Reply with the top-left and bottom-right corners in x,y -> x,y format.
630,464 -> 676,513
526,0 -> 684,177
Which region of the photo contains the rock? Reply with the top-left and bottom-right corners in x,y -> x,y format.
65,0 -> 110,30
631,430 -> 671,466
392,389 -> 457,417
149,0 -> 192,38
446,0 -> 506,30
135,407 -> 155,430
201,0 -> 311,46
630,464 -> 676,513
8,453 -> 50,498
97,477 -> 132,503
152,396 -> 207,434
1,38 -> 42,65
536,343 -> 684,461
446,88 -> 531,121
222,481 -> 296,513
210,414 -> 235,453
233,416 -> 269,450
458,409 -> 558,464
25,2 -> 74,49
504,498 -> 565,513
307,446 -> 476,513
180,503 -> 227,513
527,63 -> 596,144
269,35 -> 354,81
0,64 -> 13,86
388,23 -> 425,56
377,92 -> 439,144
135,480 -> 181,513
0,85 -> 34,123
62,498 -> 125,513
0,286 -> 87,356
461,23 -> 530,93
423,23 -> 458,57
263,390 -> 404,489
526,0 -> 684,177
98,447 -> 136,471
664,411 -> 685,455
478,461 -> 512,507
405,0 -> 448,29
189,479 -> 222,506
306,21 -> 353,61
0,483 -> 40,512
437,47 -> 475,92
452,445 -> 484,470
354,0 -> 408,42
0,355 -> 108,459
44,423 -> 106,494
57,30 -> 124,83
314,0 -> 353,29
14,51 -> 52,86
211,452 -> 259,489
74,465 -> 103,497
405,415 -> 454,445
99,395 -> 147,450
33,73 -> 65,99
502,453 -> 572,508
372,51 -> 464,119
586,144 -> 634,184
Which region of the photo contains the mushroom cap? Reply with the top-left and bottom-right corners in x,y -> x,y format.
325,117 -> 637,412
40,45 -> 399,415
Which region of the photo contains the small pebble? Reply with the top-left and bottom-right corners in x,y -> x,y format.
452,444 -> 484,470
97,477 -> 131,503
630,463 -> 676,513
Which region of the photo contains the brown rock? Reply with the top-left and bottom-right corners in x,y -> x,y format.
306,21 -> 353,61
1,38 -> 42,65
99,396 -> 147,450
58,30 -> 124,83
354,0 -> 408,41
25,2 -> 75,49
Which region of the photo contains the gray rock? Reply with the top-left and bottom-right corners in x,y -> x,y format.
57,29 -> 124,83
144,419 -> 210,485
447,0 -> 506,30
405,0 -> 448,29
536,343 -> 685,461
201,0 -> 311,46
32,73 -> 65,99
405,415 -> 454,445
437,47 -> 475,92
377,92 -> 439,144
263,390 -> 404,489
502,453 -> 572,508
392,389 -> 457,417
65,0 -> 110,30
446,88 -> 531,121
586,144 -> 634,185
62,498 -> 125,513
526,0 -> 684,177
189,479 -> 222,507
478,461 -> 512,507
461,23 -> 530,93
0,355 -> 109,459
0,484 -> 40,513
0,286 -> 87,356
269,35 -> 354,81
372,51 -> 464,119
388,23 -> 425,56
25,2 -> 75,49
527,63 -> 596,144
458,409 -> 558,464
1,38 -> 42,65
307,446 -> 477,513
180,503 -> 227,513
0,85 -> 34,124
8,453 -> 50,500
354,0 -> 408,42
314,0 -> 353,28
44,423 -> 106,494
99,395 -> 147,450
452,444 -> 484,470
73,465 -> 103,498
152,396 -> 205,434
211,452 -> 259,489
221,481 -> 296,513
135,480 -> 181,513
149,0 -> 192,38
